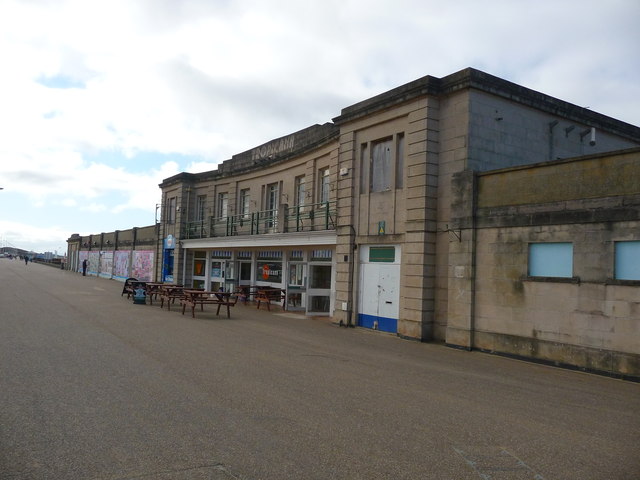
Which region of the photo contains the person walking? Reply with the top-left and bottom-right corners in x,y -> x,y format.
24,256 -> 28,265
82,258 -> 88,276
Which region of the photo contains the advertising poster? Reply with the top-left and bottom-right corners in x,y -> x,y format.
132,250 -> 154,281
100,251 -> 113,278
88,251 -> 100,275
114,250 -> 131,280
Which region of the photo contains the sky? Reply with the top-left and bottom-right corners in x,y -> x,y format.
0,0 -> 639,255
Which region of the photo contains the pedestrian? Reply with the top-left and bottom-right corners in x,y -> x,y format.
24,256 -> 28,265
82,258 -> 88,276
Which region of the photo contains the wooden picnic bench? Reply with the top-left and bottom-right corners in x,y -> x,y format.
255,287 -> 286,311
235,285 -> 260,304
122,277 -> 139,299
181,289 -> 237,318
143,282 -> 165,305
159,285 -> 186,310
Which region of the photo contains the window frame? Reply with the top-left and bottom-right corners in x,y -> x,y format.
239,188 -> 250,218
295,175 -> 306,207
527,242 -> 574,279
318,168 -> 330,203
167,197 -> 177,224
614,241 -> 640,281
195,195 -> 207,221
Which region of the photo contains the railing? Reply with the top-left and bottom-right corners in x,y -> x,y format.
226,209 -> 278,236
286,201 -> 336,232
182,201 -> 336,239
184,220 -> 209,239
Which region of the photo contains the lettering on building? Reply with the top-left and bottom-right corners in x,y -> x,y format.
252,135 -> 295,161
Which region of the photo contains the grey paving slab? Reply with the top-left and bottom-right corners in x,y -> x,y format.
1,259 -> 639,479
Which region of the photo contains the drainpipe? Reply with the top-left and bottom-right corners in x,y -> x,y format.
469,172 -> 479,349
548,120 -> 558,161
345,224 -> 357,328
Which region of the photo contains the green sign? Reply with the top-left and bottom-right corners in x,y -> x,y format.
369,246 -> 395,263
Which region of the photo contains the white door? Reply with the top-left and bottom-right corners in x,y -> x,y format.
358,246 -> 400,333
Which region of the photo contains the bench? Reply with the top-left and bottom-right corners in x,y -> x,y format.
255,288 -> 286,311
159,285 -> 186,310
235,285 -> 260,304
181,290 -> 237,318
122,277 -> 139,299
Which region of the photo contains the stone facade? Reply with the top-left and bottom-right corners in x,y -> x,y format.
449,148 -> 640,379
68,67 -> 640,377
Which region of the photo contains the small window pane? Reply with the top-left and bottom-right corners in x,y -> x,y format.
360,143 -> 369,194
396,133 -> 404,188
528,243 -> 573,277
615,241 -> 640,280
309,265 -> 331,289
371,138 -> 392,192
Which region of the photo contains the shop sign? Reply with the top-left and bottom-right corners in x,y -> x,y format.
257,262 -> 282,282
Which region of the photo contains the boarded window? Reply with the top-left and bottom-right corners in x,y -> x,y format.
615,241 -> 640,280
528,243 -> 573,278
371,138 -> 392,192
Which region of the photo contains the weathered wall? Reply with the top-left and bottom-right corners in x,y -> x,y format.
448,148 -> 640,378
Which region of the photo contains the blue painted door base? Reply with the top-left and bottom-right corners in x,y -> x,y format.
358,313 -> 398,333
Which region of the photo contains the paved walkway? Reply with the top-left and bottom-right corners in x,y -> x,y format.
1,259 -> 639,479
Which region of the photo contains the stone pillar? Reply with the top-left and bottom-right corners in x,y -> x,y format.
445,169 -> 477,349
335,132 -> 356,326
401,98 -> 440,340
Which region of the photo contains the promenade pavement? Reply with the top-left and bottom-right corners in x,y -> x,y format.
1,258 -> 639,479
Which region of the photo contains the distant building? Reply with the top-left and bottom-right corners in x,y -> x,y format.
70,68 -> 640,379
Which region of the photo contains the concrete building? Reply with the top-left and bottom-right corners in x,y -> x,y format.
71,67 -> 640,378
449,147 -> 640,379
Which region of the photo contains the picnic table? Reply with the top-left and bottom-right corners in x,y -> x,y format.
235,285 -> 260,304
255,287 -> 286,311
143,282 -> 165,305
122,278 -> 142,299
159,285 -> 186,310
181,289 -> 237,318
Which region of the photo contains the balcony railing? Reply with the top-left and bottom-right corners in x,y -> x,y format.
182,201 -> 336,239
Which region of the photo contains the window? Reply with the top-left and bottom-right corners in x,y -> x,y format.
196,195 -> 207,221
528,243 -> 573,278
360,143 -> 369,194
360,133 -> 404,194
295,175 -> 306,207
265,183 -> 278,226
319,168 -> 330,203
396,133 -> 404,188
217,192 -> 228,219
193,251 -> 206,277
371,138 -> 392,192
167,197 -> 177,224
615,241 -> 640,280
266,183 -> 279,212
239,189 -> 250,218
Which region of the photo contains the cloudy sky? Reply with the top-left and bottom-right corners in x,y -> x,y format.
0,0 -> 638,255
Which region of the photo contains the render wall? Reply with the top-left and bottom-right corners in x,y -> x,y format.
448,149 -> 640,378
467,91 -> 639,171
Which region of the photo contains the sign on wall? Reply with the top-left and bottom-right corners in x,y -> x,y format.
257,262 -> 282,283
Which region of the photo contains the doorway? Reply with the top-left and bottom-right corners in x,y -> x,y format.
357,245 -> 400,333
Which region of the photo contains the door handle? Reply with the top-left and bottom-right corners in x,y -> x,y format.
385,301 -> 392,304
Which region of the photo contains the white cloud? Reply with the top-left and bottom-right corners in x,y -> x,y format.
0,0 -> 638,253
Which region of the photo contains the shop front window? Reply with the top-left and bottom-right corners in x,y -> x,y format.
310,264 -> 331,289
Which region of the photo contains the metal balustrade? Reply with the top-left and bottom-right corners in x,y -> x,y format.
182,201 -> 336,239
